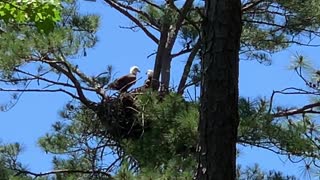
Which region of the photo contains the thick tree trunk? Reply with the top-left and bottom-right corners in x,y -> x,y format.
196,0 -> 241,179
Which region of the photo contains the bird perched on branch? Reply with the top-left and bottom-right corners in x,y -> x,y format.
144,69 -> 153,88
107,66 -> 140,92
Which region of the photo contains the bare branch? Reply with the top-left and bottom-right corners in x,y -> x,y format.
38,57 -> 94,107
177,39 -> 201,94
104,0 -> 159,44
171,47 -> 193,58
0,87 -> 79,99
13,68 -> 89,90
242,0 -> 266,12
113,0 -> 161,29
273,102 -> 320,118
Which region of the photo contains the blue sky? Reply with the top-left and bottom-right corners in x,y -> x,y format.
0,0 -> 319,178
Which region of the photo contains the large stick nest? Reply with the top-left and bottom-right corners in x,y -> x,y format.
96,92 -> 151,140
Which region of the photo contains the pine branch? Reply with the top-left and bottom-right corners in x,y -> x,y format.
140,0 -> 162,10
168,0 -> 194,43
170,0 -> 200,34
269,87 -> 320,117
13,168 -> 112,178
243,19 -> 320,39
13,68 -> 94,92
24,55 -> 95,107
47,61 -> 93,107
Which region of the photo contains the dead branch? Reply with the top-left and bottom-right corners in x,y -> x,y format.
112,0 -> 161,29
45,60 -> 93,107
103,0 -> 159,44
273,102 -> 320,118
171,47 -> 193,58
242,0 -> 266,12
0,87 -> 79,99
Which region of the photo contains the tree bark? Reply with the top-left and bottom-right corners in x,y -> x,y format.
177,39 -> 201,95
196,0 -> 241,179
152,24 -> 170,90
153,0 -> 194,91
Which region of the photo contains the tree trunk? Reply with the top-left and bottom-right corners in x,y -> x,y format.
160,28 -> 180,91
196,0 -> 241,179
152,24 -> 170,90
154,0 -> 194,91
177,39 -> 201,95
160,53 -> 171,91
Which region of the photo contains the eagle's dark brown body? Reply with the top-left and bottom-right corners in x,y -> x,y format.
108,66 -> 140,93
108,74 -> 137,92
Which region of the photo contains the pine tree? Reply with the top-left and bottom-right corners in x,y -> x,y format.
196,0 -> 242,179
93,0 -> 320,93
1,0 -> 320,179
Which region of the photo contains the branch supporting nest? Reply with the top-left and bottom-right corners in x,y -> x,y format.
97,93 -> 149,140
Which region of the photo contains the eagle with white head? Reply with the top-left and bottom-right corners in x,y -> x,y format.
144,69 -> 154,88
108,66 -> 140,92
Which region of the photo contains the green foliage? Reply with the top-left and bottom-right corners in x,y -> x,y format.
237,164 -> 297,180
38,103 -> 112,179
0,142 -> 33,180
139,4 -> 162,24
37,92 -> 199,178
20,88 -> 313,179
241,0 -> 320,63
39,104 -> 103,154
122,92 -> 198,169
2,0 -> 320,178
0,0 -> 99,85
0,0 -> 62,33
114,159 -> 194,180
238,97 -> 317,157
37,92 -> 310,178
179,8 -> 201,44
134,0 -> 320,63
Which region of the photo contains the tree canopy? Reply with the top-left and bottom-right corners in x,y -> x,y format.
0,0 -> 320,179
0,0 -> 62,33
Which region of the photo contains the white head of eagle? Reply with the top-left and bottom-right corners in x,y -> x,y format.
142,69 -> 154,88
130,66 -> 140,75
108,66 -> 141,92
146,69 -> 153,78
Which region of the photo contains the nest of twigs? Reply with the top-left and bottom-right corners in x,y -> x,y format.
96,92 -> 149,140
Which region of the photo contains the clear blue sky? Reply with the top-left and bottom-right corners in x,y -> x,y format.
0,0 -> 319,178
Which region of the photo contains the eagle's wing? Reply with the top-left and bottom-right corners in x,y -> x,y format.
108,74 -> 136,92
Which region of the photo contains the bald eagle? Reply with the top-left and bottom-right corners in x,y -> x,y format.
108,66 -> 140,92
144,69 -> 153,88
132,69 -> 158,93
